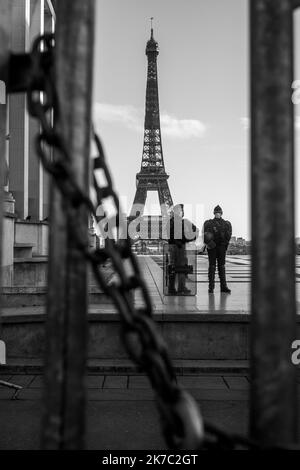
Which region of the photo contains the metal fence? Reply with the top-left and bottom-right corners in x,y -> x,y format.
0,0 -> 299,450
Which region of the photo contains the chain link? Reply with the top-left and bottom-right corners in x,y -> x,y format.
21,33 -> 298,451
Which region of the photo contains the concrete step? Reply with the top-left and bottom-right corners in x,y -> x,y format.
1,286 -> 112,307
13,257 -> 48,286
13,243 -> 33,259
12,258 -> 114,287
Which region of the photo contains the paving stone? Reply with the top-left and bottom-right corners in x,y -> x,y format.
0,375 -> 12,382
223,376 -> 249,390
87,389 -> 155,401
17,388 -> 43,400
10,375 -> 34,387
29,376 -> 44,388
128,376 -> 151,389
85,375 -> 105,388
0,388 -> 15,399
178,375 -> 227,389
103,375 -> 127,389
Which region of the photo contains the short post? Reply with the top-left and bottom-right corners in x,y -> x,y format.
250,0 -> 297,445
42,0 -> 95,449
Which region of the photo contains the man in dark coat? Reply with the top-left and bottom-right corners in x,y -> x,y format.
203,205 -> 232,294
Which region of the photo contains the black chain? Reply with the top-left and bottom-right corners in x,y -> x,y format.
22,33 -> 298,451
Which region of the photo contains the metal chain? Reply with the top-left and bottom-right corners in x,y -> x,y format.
22,33 -> 298,451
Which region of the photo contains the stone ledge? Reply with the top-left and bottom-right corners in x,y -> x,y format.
13,257 -> 48,263
0,359 -> 251,375
1,277 -> 298,361
4,212 -> 17,219
2,286 -> 46,294
14,243 -> 35,248
0,310 -> 251,323
2,285 -> 104,294
15,220 -> 49,226
1,313 -> 253,360
1,286 -> 108,307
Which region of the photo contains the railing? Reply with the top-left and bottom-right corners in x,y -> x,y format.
0,0 -> 299,450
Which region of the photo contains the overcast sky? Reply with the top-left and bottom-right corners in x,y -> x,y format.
93,0 -> 300,240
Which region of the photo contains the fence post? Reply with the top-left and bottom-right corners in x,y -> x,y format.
42,0 -> 95,449
0,2 -> 11,259
0,1 -> 11,321
250,0 -> 297,446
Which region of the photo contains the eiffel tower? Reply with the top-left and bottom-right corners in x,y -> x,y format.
130,21 -> 173,223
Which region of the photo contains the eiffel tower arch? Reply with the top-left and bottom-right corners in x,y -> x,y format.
131,175 -> 173,217
129,24 -> 173,246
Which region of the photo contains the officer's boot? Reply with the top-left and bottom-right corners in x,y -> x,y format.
208,263 -> 216,294
178,271 -> 191,294
218,264 -> 231,293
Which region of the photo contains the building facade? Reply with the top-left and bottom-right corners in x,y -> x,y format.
1,0 -> 55,286
6,0 -> 55,221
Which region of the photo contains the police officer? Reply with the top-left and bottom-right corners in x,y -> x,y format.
167,204 -> 199,294
203,205 -> 232,294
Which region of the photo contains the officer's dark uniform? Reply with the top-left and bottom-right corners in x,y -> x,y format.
203,205 -> 232,293
167,204 -> 198,294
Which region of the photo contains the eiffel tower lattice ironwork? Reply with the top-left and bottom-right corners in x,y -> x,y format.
130,23 -> 173,219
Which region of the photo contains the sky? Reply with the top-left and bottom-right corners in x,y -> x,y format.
93,0 -> 300,240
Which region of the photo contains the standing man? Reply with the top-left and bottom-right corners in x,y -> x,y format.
203,205 -> 232,294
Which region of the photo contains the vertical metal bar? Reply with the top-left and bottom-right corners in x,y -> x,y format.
42,0 -> 95,449
0,1 -> 11,299
250,0 -> 297,445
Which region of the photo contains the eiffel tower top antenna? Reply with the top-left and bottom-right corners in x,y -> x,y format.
150,17 -> 154,38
